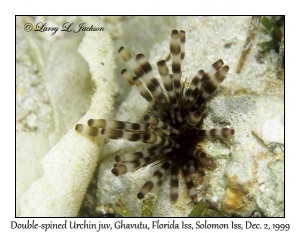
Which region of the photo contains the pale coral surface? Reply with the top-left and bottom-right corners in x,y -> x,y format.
16,16 -> 284,217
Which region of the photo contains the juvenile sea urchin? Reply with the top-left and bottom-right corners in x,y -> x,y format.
75,29 -> 234,204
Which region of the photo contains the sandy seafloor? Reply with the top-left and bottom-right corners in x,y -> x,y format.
16,16 -> 284,217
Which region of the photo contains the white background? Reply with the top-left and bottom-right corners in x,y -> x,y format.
1,0 -> 297,232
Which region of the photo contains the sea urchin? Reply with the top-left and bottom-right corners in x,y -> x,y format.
75,29 -> 234,204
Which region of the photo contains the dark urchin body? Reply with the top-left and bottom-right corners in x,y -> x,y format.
75,29 -> 234,204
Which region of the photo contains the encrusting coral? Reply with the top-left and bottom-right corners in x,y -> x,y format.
17,17 -> 118,217
17,16 -> 284,217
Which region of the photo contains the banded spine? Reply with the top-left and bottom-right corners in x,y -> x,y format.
75,29 -> 234,205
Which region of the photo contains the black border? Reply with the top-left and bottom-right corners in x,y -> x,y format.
15,15 -> 285,219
